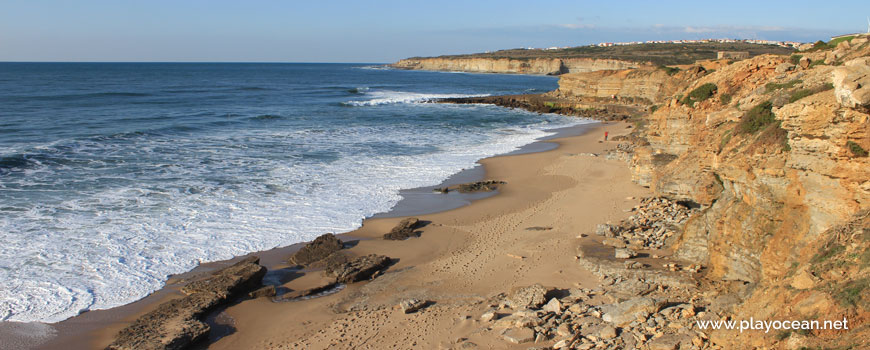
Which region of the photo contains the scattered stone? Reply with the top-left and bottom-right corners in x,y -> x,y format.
791,269 -> 818,290
775,62 -> 795,73
287,233 -> 343,266
502,328 -> 535,344
799,56 -> 811,69
599,325 -> 618,339
614,248 -> 637,259
325,254 -> 391,283
384,217 -> 424,240
247,285 -> 276,299
458,180 -> 506,193
399,298 -> 427,313
595,224 -> 619,237
481,309 -> 498,322
506,284 -> 553,309
433,187 -> 449,194
602,237 -> 627,248
602,297 -> 662,326
542,298 -> 562,314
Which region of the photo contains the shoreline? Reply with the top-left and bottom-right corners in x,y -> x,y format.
9,118 -> 602,350
206,119 -> 646,349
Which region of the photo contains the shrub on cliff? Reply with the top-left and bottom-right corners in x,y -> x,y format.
738,101 -> 776,134
680,83 -> 717,107
847,141 -> 868,157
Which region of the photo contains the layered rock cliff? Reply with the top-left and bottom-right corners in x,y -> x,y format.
391,57 -> 640,75
608,37 -> 870,348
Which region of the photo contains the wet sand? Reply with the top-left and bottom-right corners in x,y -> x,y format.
13,120 -> 648,350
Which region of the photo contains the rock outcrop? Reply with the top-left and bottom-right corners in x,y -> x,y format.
107,257 -> 266,350
325,254 -> 391,283
383,218 -> 424,240
287,233 -> 344,266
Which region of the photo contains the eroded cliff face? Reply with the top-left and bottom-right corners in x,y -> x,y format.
611,38 -> 870,348
550,67 -> 698,104
391,57 -> 640,75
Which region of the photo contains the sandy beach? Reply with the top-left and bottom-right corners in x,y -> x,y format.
78,120 -> 645,350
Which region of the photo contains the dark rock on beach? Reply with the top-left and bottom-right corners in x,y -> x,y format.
107,256 -> 266,350
325,253 -> 391,283
458,180 -> 506,193
383,217 -> 424,240
287,233 -> 344,266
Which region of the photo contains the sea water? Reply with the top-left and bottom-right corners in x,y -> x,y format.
0,63 -> 591,323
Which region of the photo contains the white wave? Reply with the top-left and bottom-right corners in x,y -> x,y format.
343,90 -> 488,106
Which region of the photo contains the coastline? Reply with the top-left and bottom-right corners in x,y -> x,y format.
10,118 -> 615,350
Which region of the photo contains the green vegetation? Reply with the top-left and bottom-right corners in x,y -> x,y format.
789,89 -> 814,103
649,105 -> 659,113
847,141 -> 868,157
765,79 -> 802,92
788,83 -> 835,103
720,93 -> 732,105
810,59 -> 826,68
789,54 -> 803,65
681,83 -> 718,106
737,101 -> 776,134
719,130 -> 733,151
811,244 -> 846,264
417,42 -> 794,66
660,66 -> 681,76
835,278 -> 868,307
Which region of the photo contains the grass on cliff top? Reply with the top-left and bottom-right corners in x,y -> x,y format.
680,83 -> 718,107
414,42 -> 794,66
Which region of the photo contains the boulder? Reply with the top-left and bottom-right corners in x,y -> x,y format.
480,309 -> 498,322
501,328 -> 535,344
799,56 -> 811,69
595,223 -> 619,237
287,233 -> 344,266
505,284 -> 553,309
599,325 -> 617,339
399,298 -> 427,313
542,298 -> 562,314
325,253 -> 391,283
384,217 -> 423,240
601,297 -> 663,326
614,248 -> 637,259
791,269 -> 818,290
832,58 -> 870,108
775,63 -> 795,73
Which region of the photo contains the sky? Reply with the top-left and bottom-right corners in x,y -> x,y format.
1,0 -> 868,63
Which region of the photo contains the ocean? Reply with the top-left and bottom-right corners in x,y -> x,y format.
0,63 -> 590,323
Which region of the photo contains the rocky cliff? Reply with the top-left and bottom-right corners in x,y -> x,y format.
391,57 -> 640,75
608,36 -> 870,348
549,66 -> 704,104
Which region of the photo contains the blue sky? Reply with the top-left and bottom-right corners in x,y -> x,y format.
1,1 -> 867,62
